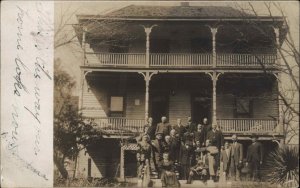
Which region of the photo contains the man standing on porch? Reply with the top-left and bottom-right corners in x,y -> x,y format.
207,124 -> 224,175
246,134 -> 264,181
146,117 -> 156,140
202,117 -> 211,142
186,117 -> 197,133
230,134 -> 243,181
171,118 -> 182,135
176,118 -> 186,140
155,116 -> 171,138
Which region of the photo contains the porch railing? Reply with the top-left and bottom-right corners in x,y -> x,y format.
91,52 -> 146,66
150,53 -> 212,67
217,119 -> 277,133
91,117 -> 145,134
87,52 -> 278,68
216,53 -> 277,67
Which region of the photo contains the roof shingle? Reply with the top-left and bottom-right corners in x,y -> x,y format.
105,5 -> 252,18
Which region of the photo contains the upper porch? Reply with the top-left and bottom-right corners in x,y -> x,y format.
76,6 -> 286,71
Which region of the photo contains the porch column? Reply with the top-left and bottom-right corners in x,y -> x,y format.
207,72 -> 222,126
143,25 -> 157,68
274,27 -> 284,133
79,71 -> 92,112
139,72 -> 157,120
82,27 -> 87,65
210,27 -> 218,67
120,146 -> 125,180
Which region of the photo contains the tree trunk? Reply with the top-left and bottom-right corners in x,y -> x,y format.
54,154 -> 68,179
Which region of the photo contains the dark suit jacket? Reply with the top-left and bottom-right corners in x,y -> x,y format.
186,122 -> 197,133
220,148 -> 231,171
247,142 -> 263,162
194,130 -> 205,146
155,122 -> 171,136
147,125 -> 157,140
206,129 -> 224,150
179,144 -> 194,165
231,142 -> 243,164
201,124 -> 211,142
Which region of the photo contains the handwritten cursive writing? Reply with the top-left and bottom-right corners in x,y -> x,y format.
3,3 -> 52,181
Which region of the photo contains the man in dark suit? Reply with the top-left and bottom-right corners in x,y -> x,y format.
169,129 -> 180,162
186,116 -> 197,133
220,141 -> 231,180
146,117 -> 156,140
171,118 -> 181,135
206,124 -> 224,172
246,134 -> 264,181
151,132 -> 164,175
202,117 -> 211,141
206,124 -> 224,151
179,142 -> 194,180
194,124 -> 205,147
230,134 -> 243,181
155,116 -> 171,137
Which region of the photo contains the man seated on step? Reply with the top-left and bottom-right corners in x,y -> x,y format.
187,149 -> 209,184
202,139 -> 219,181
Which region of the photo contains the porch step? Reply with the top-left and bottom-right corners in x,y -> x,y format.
122,177 -> 233,187
149,179 -> 216,187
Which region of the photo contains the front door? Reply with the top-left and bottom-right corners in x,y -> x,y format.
192,95 -> 211,124
151,94 -> 169,125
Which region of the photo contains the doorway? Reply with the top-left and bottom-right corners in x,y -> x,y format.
192,95 -> 211,124
150,94 -> 169,125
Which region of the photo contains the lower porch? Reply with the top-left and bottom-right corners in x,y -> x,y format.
83,72 -> 283,137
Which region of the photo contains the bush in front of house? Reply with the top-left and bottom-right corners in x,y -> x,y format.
262,145 -> 299,187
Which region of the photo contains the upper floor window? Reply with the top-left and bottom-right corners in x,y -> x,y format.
110,96 -> 124,117
235,97 -> 253,118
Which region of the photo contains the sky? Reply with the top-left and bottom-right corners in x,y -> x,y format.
54,1 -> 299,96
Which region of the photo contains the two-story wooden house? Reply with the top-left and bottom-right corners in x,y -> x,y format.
73,3 -> 286,179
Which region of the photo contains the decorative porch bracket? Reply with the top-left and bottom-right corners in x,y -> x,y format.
141,25 -> 158,68
206,71 -> 223,126
207,26 -> 219,68
138,71 -> 158,120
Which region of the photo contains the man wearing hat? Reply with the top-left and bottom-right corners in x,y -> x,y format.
246,134 -> 264,181
230,134 -> 243,181
151,131 -> 164,175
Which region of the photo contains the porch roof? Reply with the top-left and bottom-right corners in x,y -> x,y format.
105,5 -> 250,19
77,5 -> 285,20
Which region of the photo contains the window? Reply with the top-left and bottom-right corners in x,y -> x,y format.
110,96 -> 124,117
110,96 -> 123,111
235,97 -> 253,118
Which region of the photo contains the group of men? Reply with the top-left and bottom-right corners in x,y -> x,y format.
139,116 -> 264,184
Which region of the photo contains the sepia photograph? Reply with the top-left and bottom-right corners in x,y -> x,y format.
53,1 -> 299,187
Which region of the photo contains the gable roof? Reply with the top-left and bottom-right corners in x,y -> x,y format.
104,5 -> 252,19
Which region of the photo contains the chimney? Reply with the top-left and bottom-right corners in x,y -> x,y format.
180,2 -> 190,7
